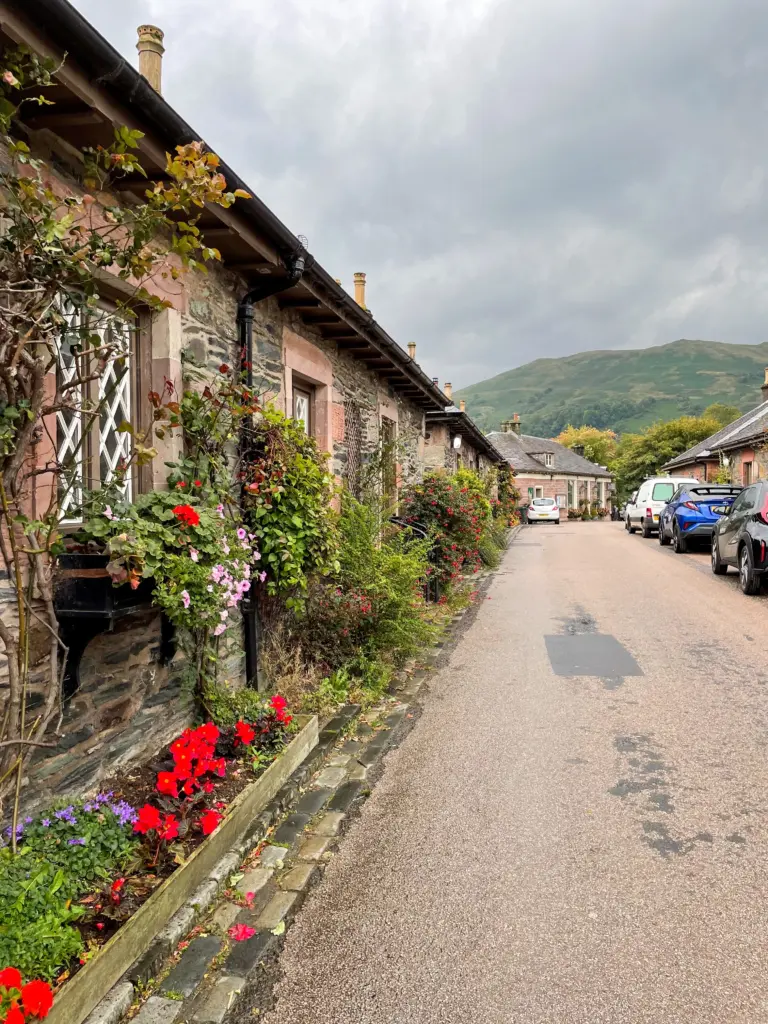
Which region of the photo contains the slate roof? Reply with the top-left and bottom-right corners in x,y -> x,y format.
663,400 -> 768,470
486,431 -> 613,478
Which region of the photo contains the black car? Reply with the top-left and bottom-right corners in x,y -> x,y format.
711,481 -> 768,594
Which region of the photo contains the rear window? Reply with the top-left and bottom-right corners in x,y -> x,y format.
532,498 -> 555,506
689,486 -> 742,497
651,483 -> 675,501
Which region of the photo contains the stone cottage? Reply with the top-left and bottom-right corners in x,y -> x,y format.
0,0 -> 499,806
664,370 -> 768,486
488,414 -> 614,509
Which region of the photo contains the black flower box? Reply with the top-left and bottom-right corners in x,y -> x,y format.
54,553 -> 154,621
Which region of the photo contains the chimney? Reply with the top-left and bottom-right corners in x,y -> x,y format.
504,412 -> 521,435
459,399 -> 466,412
334,277 -> 342,286
137,25 -> 165,93
353,272 -> 367,309
444,382 -> 452,400
408,342 -> 416,360
573,444 -> 585,457
762,367 -> 768,403
432,377 -> 439,387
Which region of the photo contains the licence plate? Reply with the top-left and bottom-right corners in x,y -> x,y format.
653,515 -> 659,522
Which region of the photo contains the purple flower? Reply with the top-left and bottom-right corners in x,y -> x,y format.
95,792 -> 113,805
55,806 -> 77,824
41,818 -> 51,827
84,802 -> 96,812
68,837 -> 86,846
24,816 -> 32,824
109,800 -> 137,826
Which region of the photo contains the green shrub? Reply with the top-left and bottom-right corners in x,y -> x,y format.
478,534 -> 502,568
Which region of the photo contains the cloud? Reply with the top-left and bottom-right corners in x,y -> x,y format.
71,0 -> 768,387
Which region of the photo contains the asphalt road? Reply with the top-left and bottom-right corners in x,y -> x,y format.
262,522 -> 768,1024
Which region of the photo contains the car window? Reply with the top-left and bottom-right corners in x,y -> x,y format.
532,498 -> 555,506
651,482 -> 675,501
731,486 -> 757,513
669,487 -> 684,502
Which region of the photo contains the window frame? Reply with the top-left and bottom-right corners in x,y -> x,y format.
292,381 -> 314,437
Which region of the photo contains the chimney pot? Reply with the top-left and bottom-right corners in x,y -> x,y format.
432,377 -> 439,387
408,342 -> 416,359
334,277 -> 342,286
459,399 -> 466,412
501,413 -> 521,435
444,382 -> 452,399
762,366 -> 768,403
353,272 -> 367,309
137,25 -> 165,93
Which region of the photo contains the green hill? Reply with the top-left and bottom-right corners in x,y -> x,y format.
455,339 -> 768,436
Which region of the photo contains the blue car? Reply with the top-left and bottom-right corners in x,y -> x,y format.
658,484 -> 743,553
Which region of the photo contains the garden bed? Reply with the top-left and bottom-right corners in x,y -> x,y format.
44,714 -> 317,1024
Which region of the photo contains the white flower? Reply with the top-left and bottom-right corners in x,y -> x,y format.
190,548 -> 199,563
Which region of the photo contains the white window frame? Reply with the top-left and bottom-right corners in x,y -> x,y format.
544,452 -> 554,468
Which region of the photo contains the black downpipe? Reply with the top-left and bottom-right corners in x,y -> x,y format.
237,249 -> 307,689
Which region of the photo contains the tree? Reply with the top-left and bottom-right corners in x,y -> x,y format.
0,47 -> 247,829
555,425 -> 618,467
613,415 -> 721,497
702,403 -> 741,428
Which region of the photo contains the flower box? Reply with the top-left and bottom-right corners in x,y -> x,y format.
45,714 -> 319,1024
54,554 -> 154,621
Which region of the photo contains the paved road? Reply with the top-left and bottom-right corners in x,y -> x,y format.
263,522 -> 768,1023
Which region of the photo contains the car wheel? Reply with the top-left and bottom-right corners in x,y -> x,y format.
711,537 -> 727,575
672,524 -> 687,553
626,517 -> 637,535
642,518 -> 653,539
739,544 -> 762,595
659,522 -> 671,546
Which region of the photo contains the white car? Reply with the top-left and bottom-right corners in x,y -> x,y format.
625,476 -> 699,538
527,497 -> 560,524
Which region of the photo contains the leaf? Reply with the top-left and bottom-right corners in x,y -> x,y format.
117,420 -> 134,435
271,920 -> 285,936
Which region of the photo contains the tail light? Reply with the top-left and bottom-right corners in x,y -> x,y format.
683,501 -> 699,510
646,507 -> 653,518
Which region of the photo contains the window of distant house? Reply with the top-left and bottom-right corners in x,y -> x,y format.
534,486 -> 544,498
57,297 -> 137,521
292,384 -> 313,436
567,480 -> 575,507
544,452 -> 554,468
743,461 -> 753,486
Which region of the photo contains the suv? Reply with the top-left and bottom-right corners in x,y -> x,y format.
711,481 -> 768,594
658,484 -> 742,553
625,476 -> 698,538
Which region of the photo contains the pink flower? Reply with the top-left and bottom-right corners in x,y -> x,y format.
220,610 -> 229,620
213,623 -> 226,636
228,923 -> 256,942
216,503 -> 225,519
259,571 -> 267,583
252,551 -> 262,561
190,548 -> 199,563
181,590 -> 191,609
3,70 -> 18,86
104,505 -> 115,520
222,540 -> 230,555
237,527 -> 247,540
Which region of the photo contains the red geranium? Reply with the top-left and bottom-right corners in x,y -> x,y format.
172,504 -> 200,527
158,814 -> 179,841
133,804 -> 162,835
5,1006 -> 24,1024
0,969 -> 21,992
234,720 -> 255,746
21,979 -> 54,1019
270,694 -> 292,725
199,809 -> 223,836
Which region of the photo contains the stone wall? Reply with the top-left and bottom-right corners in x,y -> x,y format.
21,611 -> 192,815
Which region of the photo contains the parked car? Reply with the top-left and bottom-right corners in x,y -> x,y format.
658,484 -> 742,553
527,497 -> 560,524
625,477 -> 698,537
711,481 -> 768,594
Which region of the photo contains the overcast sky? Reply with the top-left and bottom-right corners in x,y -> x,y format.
70,0 -> 768,388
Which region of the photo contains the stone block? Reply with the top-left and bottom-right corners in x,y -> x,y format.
222,930 -> 276,977
210,901 -> 241,932
255,891 -> 298,931
239,866 -> 272,894
313,766 -> 347,789
346,763 -> 367,781
132,996 -> 182,1024
258,846 -> 288,870
312,812 -> 345,837
192,974 -> 244,1023
327,779 -> 364,812
298,835 -> 332,861
326,753 -> 352,767
160,935 -> 221,998
83,982 -> 134,1024
294,788 -> 331,816
271,812 -> 310,846
280,862 -> 316,891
